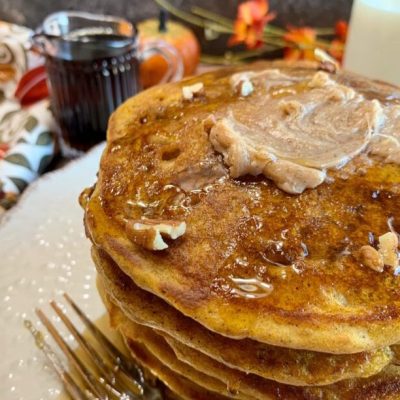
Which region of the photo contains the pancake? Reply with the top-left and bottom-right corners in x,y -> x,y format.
163,334 -> 400,400
124,337 -> 229,400
93,246 -> 393,386
102,281 -> 400,400
125,336 -> 400,400
83,60 -> 400,354
120,321 -> 252,399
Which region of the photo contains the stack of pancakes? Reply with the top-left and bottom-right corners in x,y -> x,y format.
82,61 -> 400,399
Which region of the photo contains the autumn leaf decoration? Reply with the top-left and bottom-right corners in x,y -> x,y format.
329,20 -> 348,62
228,0 -> 276,49
283,26 -> 318,61
155,0 -> 348,64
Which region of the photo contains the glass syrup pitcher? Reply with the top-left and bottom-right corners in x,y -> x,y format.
32,11 -> 183,155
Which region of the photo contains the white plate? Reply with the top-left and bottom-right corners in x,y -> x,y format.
0,143 -> 106,400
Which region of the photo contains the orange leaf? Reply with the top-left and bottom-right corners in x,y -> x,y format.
329,39 -> 345,63
284,26 -> 316,45
283,26 -> 317,61
335,20 -> 348,42
229,0 -> 275,49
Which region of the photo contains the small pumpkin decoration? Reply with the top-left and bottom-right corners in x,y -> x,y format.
139,11 -> 200,88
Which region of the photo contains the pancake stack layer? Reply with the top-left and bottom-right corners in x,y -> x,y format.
81,61 -> 400,399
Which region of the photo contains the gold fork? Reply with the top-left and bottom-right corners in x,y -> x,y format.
24,293 -> 163,400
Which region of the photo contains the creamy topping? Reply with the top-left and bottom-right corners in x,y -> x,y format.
172,162 -> 227,192
368,105 -> 400,164
263,159 -> 326,194
210,70 -> 383,194
210,117 -> 326,193
230,69 -> 301,93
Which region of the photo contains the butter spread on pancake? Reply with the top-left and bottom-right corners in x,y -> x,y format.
210,70 -> 383,194
230,69 -> 301,92
171,162 -> 227,192
368,105 -> 400,164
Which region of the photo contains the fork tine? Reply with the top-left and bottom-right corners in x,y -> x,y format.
27,296 -> 163,400
35,308 -> 109,399
50,300 -> 142,399
24,320 -> 90,400
63,294 -> 163,400
62,295 -> 145,397
63,293 -> 138,375
50,300 -> 116,384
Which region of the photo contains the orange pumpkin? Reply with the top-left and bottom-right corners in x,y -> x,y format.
138,18 -> 200,88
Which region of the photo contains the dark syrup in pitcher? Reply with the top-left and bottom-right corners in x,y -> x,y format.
45,30 -> 140,152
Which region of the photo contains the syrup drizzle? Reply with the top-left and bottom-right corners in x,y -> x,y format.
230,277 -> 273,299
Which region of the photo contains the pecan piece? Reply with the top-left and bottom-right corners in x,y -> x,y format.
126,219 -> 186,251
378,232 -> 399,269
230,72 -> 254,96
359,245 -> 384,272
182,82 -> 204,100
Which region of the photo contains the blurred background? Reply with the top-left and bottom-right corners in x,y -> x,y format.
0,0 -> 353,54
0,0 -> 354,27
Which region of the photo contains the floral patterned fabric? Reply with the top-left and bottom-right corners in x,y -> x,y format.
0,21 -> 57,213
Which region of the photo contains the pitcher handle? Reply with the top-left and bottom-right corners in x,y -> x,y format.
30,27 -> 59,53
140,39 -> 184,84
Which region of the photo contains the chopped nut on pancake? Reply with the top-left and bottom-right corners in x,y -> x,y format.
359,245 -> 384,272
378,232 -> 399,269
238,79 -> 254,97
182,82 -> 204,100
126,219 -> 186,251
230,73 -> 254,97
230,71 -> 254,90
314,48 -> 340,73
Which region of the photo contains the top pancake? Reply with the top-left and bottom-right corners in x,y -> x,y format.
83,60 -> 400,354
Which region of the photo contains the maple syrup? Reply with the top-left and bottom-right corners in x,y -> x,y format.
33,13 -> 140,153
